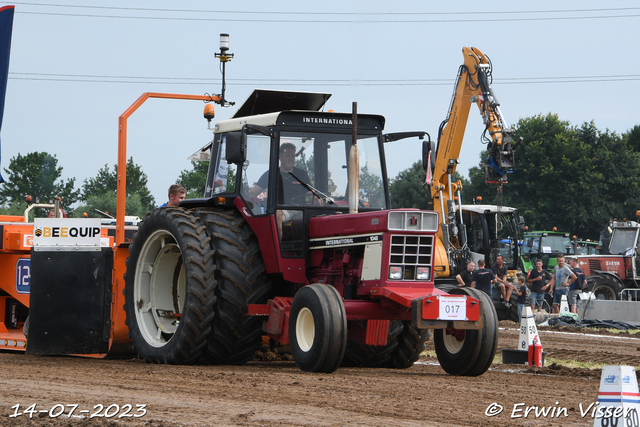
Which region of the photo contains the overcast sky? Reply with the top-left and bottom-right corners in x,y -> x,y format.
2,1 -> 639,206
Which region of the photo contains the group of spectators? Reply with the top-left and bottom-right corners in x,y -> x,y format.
456,254 -> 586,319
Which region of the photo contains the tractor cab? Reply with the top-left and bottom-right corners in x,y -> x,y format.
460,204 -> 520,272
520,230 -> 573,273
605,220 -> 640,279
195,90 -> 409,280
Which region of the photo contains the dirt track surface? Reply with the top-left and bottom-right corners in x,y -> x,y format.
2,322 -> 640,426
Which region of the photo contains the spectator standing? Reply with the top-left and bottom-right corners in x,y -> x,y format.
471,259 -> 497,297
513,275 -> 529,320
456,261 -> 475,287
547,254 -> 577,314
569,257 -> 586,313
527,259 -> 552,311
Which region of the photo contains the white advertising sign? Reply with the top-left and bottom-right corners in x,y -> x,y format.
33,218 -> 102,248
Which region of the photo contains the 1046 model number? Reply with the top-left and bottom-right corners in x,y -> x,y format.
9,403 -> 147,419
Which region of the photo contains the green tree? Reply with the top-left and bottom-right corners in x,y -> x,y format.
581,122 -> 640,235
389,160 -> 469,210
176,160 -> 208,199
389,161 -> 431,209
81,164 -> 115,199
359,164 -> 384,207
0,199 -> 29,218
624,124 -> 640,153
462,150 -> 498,205
506,114 -> 592,234
81,157 -> 155,212
462,114 -> 640,239
0,152 -> 79,211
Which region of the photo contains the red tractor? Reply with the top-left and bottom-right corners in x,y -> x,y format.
579,217 -> 640,300
123,90 -> 498,375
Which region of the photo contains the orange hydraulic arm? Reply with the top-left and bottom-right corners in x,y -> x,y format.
116,92 -> 221,246
427,47 -> 520,277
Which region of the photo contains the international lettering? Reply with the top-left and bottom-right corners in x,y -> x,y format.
302,117 -> 353,125
325,238 -> 354,246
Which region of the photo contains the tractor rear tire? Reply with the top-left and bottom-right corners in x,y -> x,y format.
583,275 -> 624,301
342,321 -> 403,368
124,208 -> 216,364
434,287 -> 498,376
195,208 -> 272,365
387,322 -> 432,369
289,284 -> 347,373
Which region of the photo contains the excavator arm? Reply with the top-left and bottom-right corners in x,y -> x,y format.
425,47 -> 521,278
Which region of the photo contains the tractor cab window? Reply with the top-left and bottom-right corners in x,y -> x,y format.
205,134 -> 237,196
521,236 -> 540,256
464,210 -> 485,256
539,234 -> 572,255
609,229 -> 638,255
273,131 -> 387,257
274,132 -> 387,210
464,210 -> 518,268
335,135 -> 386,209
240,134 -> 272,216
486,212 -> 518,268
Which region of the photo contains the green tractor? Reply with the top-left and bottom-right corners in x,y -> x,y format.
519,229 -> 574,274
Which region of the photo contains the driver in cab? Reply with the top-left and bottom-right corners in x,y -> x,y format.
249,142 -> 313,238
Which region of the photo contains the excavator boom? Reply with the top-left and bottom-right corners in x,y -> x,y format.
434,47 -> 517,191
425,47 -> 521,279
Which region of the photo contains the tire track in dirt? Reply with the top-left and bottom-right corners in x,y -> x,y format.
0,322 -> 636,426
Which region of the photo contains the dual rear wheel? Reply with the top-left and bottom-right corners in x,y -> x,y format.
124,208 -> 216,364
124,207 -> 270,365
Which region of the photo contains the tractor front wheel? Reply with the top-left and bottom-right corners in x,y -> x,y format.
289,284 -> 347,373
434,287 -> 498,376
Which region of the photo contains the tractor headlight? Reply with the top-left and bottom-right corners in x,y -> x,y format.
416,266 -> 430,281
389,265 -> 403,280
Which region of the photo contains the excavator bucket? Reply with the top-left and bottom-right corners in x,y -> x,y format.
484,132 -> 518,184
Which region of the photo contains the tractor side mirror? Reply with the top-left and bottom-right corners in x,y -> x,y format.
225,131 -> 246,165
422,140 -> 429,171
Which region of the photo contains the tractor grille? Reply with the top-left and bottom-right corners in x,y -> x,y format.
588,259 -> 601,271
389,234 -> 434,280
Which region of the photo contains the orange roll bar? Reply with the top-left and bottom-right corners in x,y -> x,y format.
116,93 -> 221,246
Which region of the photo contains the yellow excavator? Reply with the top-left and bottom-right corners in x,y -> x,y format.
423,47 -> 523,319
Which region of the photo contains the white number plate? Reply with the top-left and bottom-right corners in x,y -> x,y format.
438,296 -> 467,320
